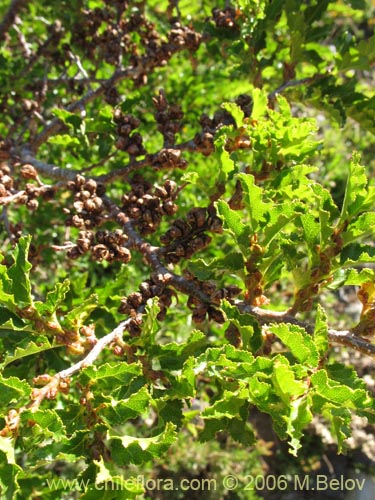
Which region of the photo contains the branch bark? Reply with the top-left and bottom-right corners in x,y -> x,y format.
0,0 -> 28,41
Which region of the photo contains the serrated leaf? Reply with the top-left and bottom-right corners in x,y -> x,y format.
1,334 -> 55,368
269,323 -> 319,367
35,279 -> 70,316
221,300 -> 262,352
311,369 -> 371,407
0,375 -> 31,405
214,132 -> 236,184
342,212 -> 375,245
202,389 -> 248,418
0,454 -> 20,500
52,108 -> 83,131
237,173 -> 271,232
8,236 -> 33,307
272,361 -> 306,405
20,409 -> 66,441
93,458 -> 144,498
151,330 -> 207,370
141,298 -> 160,344
0,265 -> 15,310
0,437 -> 16,465
344,268 -> 375,286
0,307 -> 25,329
221,102 -> 244,127
341,243 -> 375,266
102,387 -> 150,425
339,154 -> 375,223
313,304 -> 329,356
286,397 -> 312,456
251,88 -> 268,119
200,417 -> 254,446
79,362 -> 142,388
65,294 -> 98,329
187,252 -> 244,280
300,213 -> 320,252
109,422 -> 177,465
215,199 -> 249,249
261,202 -> 299,247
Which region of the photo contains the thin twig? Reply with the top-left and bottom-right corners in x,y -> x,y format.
0,0 -> 28,41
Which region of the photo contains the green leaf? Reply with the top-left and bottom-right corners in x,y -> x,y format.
222,300 -> 262,352
202,388 -> 248,418
339,153 -> 375,223
51,108 -> 83,131
79,362 -> 142,388
215,200 -> 249,249
93,458 -> 144,498
214,132 -> 236,184
200,417 -> 255,446
251,88 -> 268,120
300,213 -> 320,252
237,173 -> 271,232
269,323 -> 319,367
102,387 -> 150,425
8,236 -> 33,308
20,409 -> 66,442
65,294 -> 98,329
0,375 -> 31,406
1,334 -> 55,369
286,397 -> 312,456
0,307 -> 25,329
272,361 -> 306,405
109,422 -> 177,465
0,265 -> 15,311
48,134 -> 81,146
221,102 -> 245,127
311,370 -> 371,407
327,408 -> 352,453
34,279 -> 70,316
188,253 -> 244,280
0,455 -> 21,500
342,212 -> 375,245
313,305 -> 329,356
0,437 -> 17,465
141,297 -> 160,345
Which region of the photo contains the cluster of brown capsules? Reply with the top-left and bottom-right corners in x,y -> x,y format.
65,175 -> 106,230
160,207 -> 222,264
121,175 -> 178,235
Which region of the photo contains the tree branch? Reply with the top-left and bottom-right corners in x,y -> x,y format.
238,302 -> 375,358
0,0 -> 28,42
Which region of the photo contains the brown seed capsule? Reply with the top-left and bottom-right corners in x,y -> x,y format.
84,199 -> 96,212
118,298 -> 132,314
162,200 -> 177,215
33,374 -> 53,386
73,201 -> 85,212
192,307 -> 207,324
26,199 -> 39,211
91,244 -> 110,261
116,246 -> 131,263
225,323 -> 242,347
1,175 -> 13,189
187,207 -> 207,228
20,164 -> 38,179
128,292 -> 143,308
207,306 -> 226,324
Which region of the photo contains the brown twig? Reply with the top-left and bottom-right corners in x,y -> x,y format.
0,319 -> 130,436
0,0 -> 28,41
